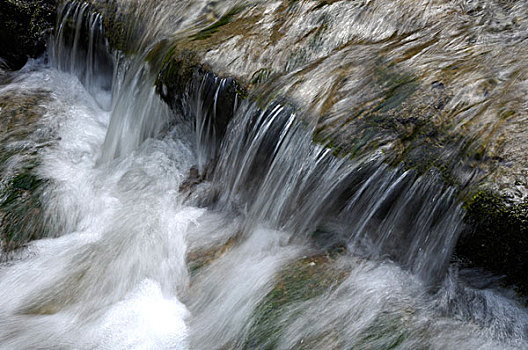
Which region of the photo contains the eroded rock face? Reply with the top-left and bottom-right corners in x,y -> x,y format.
0,0 -> 57,70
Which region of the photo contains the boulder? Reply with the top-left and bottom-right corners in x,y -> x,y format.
0,0 -> 56,70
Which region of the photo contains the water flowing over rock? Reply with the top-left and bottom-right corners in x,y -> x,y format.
0,0 -> 528,348
87,0 -> 528,294
151,0 -> 528,294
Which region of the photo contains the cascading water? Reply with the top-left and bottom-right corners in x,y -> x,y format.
49,0 -> 113,108
0,0 -> 527,349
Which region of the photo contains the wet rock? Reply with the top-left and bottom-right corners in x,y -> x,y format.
156,53 -> 246,165
245,249 -> 350,349
0,0 -> 57,70
457,191 -> 528,295
92,0 -> 528,293
157,0 -> 528,294
0,172 -> 47,251
179,166 -> 204,193
136,0 -> 528,195
186,233 -> 239,276
0,89 -> 52,251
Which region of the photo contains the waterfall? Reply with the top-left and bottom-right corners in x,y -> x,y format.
0,0 -> 527,349
49,0 -> 113,108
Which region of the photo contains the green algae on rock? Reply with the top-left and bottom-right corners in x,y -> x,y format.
245,250 -> 350,349
0,89 -> 51,251
0,0 -> 56,69
458,191 -> 528,295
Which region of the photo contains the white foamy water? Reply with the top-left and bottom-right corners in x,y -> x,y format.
0,58 -> 527,349
0,63 -> 196,348
2,0 -> 528,344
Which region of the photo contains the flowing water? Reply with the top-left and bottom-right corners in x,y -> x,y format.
0,1 -> 527,349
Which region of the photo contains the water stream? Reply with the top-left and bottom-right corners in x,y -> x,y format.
0,1 -> 527,349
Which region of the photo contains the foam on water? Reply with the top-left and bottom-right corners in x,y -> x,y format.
1,0 -> 528,348
1,60 -> 526,349
88,279 -> 189,349
0,63 -> 197,348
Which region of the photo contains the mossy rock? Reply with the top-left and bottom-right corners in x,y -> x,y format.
1,171 -> 48,250
457,191 -> 528,295
186,234 -> 240,277
0,89 -> 51,251
0,89 -> 49,139
156,47 -> 202,110
73,0 -> 132,54
156,49 -> 247,154
0,0 -> 56,70
314,61 -> 468,186
191,6 -> 245,41
244,248 -> 349,349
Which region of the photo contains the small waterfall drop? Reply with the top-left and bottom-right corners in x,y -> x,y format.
205,98 -> 464,285
0,1 -> 527,349
49,1 -> 113,108
99,52 -> 172,163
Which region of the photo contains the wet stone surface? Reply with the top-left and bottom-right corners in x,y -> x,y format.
245,249 -> 351,349
147,0 -> 528,293
7,0 -> 528,296
0,88 -> 52,251
0,0 -> 56,69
